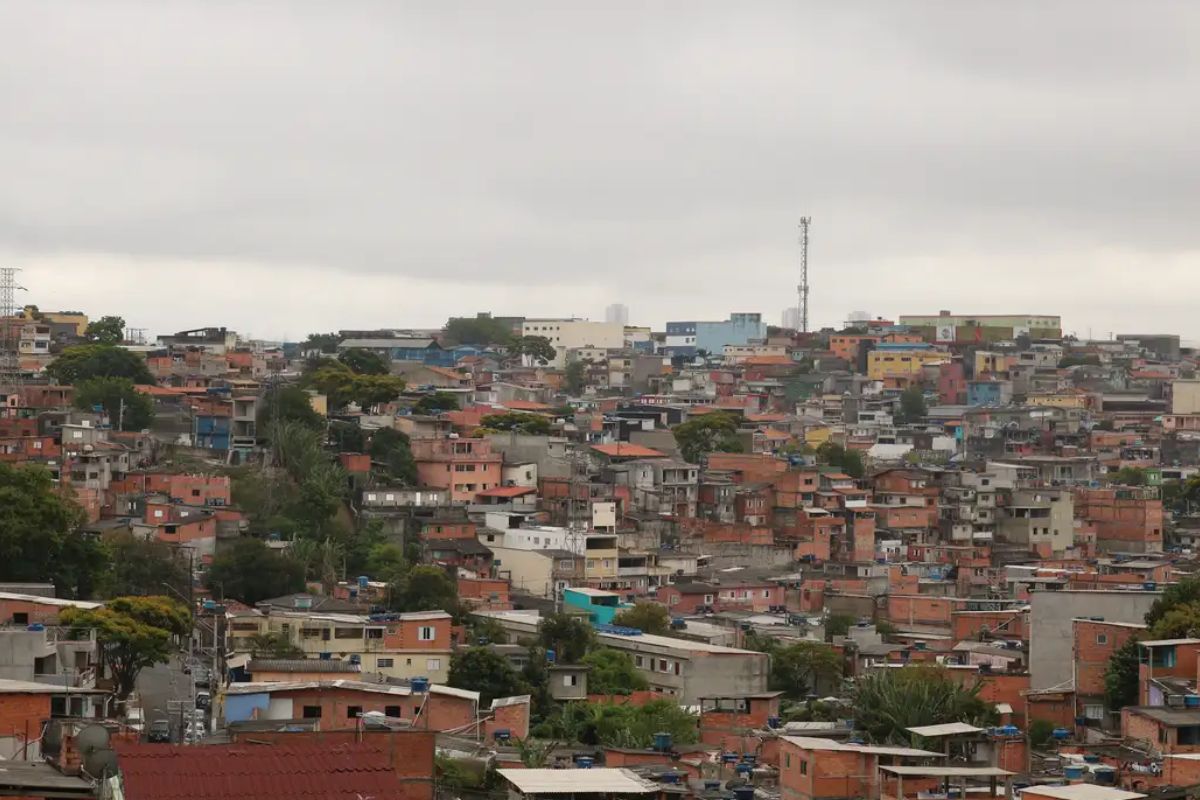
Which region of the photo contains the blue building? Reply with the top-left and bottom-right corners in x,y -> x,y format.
664,313 -> 766,358
337,337 -> 453,367
966,379 -> 1013,407
193,414 -> 230,450
562,587 -> 631,625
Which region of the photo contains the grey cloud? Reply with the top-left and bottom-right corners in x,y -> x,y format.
1,1 -> 1198,336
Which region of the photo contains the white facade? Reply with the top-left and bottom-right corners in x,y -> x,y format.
522,319 -> 624,367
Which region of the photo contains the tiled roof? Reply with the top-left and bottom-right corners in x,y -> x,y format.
116,743 -> 414,800
590,443 -> 666,458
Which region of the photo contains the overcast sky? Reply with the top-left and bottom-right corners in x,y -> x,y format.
2,2 -> 1198,341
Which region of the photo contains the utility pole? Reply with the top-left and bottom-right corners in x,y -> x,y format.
798,217 -> 812,334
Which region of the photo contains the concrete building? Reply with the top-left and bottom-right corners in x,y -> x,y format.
411,437 -> 503,504
473,609 -> 769,704
604,304 -> 629,326
996,488 -> 1073,555
663,313 -> 767,359
899,312 -> 1062,343
1029,589 -> 1159,691
520,319 -> 624,367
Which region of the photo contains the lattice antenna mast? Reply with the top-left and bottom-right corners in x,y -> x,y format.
0,268 -> 25,393
798,217 -> 812,333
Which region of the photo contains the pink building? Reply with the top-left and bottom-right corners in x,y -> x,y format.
411,438 -> 502,504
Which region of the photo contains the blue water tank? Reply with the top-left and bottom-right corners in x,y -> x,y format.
1144,582 -> 1158,591
1083,755 -> 1101,764
26,623 -> 44,632
721,752 -> 739,764
662,772 -> 680,785
735,763 -> 753,777
742,754 -> 757,765
411,677 -> 430,693
576,756 -> 594,769
767,716 -> 781,729
1063,766 -> 1085,780
704,780 -> 721,790
545,649 -> 557,664
493,729 -> 511,742
1052,728 -> 1070,740
1186,695 -> 1200,709
358,575 -> 369,589
1002,725 -> 1020,737
348,654 -> 361,665
734,787 -> 756,800
654,732 -> 672,752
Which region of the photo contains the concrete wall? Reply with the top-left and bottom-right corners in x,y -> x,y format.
1029,590 -> 1159,690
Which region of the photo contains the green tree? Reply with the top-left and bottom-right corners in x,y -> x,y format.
329,420 -> 366,452
85,316 -> 126,345
98,531 -> 191,600
338,348 -> 390,375
302,333 -> 341,354
206,538 -> 306,605
582,648 -> 649,695
771,641 -> 843,699
537,699 -> 698,748
370,427 -> 417,484
478,413 -> 553,435
389,565 -> 458,613
564,360 -> 587,395
73,377 -> 153,431
897,386 -> 928,424
539,613 -> 596,664
259,384 -> 324,431
413,392 -> 460,415
512,335 -> 557,366
824,613 -> 857,640
1111,467 -> 1148,486
673,412 -> 744,464
61,595 -> 190,699
248,632 -> 305,659
1146,575 -> 1200,627
470,616 -> 511,645
1059,354 -> 1101,368
448,647 -> 530,706
365,543 -> 409,585
1149,603 -> 1200,639
1029,719 -> 1054,748
1104,637 -> 1141,710
612,602 -> 670,635
816,442 -> 865,479
307,360 -> 404,410
47,344 -> 154,385
443,316 -> 514,347
853,666 -> 997,744
0,463 -> 103,597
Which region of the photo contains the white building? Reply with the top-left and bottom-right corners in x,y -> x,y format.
605,304 -> 629,326
781,307 -> 802,331
521,319 -> 624,367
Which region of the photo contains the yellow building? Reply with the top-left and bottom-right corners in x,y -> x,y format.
974,351 -> 1016,376
867,348 -> 949,381
22,306 -> 88,336
1026,393 -> 1089,409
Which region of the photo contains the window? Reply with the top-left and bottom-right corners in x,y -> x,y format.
366,628 -> 383,639
703,594 -> 714,604
635,656 -> 644,667
785,753 -> 791,768
302,706 -> 322,719
800,760 -> 808,775
385,705 -> 402,717
762,589 -> 770,598
418,626 -> 437,641
426,658 -> 442,671
563,674 -> 578,687
1096,633 -> 1108,645
12,613 -> 27,625
347,705 -> 362,719
658,659 -> 668,672
378,658 -> 394,668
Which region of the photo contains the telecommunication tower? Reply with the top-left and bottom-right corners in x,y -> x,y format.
0,269 -> 25,393
797,217 -> 811,334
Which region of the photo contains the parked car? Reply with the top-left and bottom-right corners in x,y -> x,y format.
147,719 -> 171,743
194,667 -> 211,688
195,691 -> 211,710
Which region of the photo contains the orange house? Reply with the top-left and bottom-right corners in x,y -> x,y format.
779,736 -> 941,800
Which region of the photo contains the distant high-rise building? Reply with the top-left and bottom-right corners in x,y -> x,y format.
605,303 -> 629,326
781,307 -> 801,331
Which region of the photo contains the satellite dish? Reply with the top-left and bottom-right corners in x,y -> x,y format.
76,724 -> 111,754
82,748 -> 120,780
42,720 -> 63,754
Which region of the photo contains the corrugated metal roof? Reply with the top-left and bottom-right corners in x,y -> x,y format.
781,736 -> 940,758
1020,785 -> 1145,800
906,722 -> 985,737
881,766 -> 1013,777
117,743 -> 411,800
498,768 -> 658,795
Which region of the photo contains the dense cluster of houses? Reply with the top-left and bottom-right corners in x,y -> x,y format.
4,306 -> 1200,800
